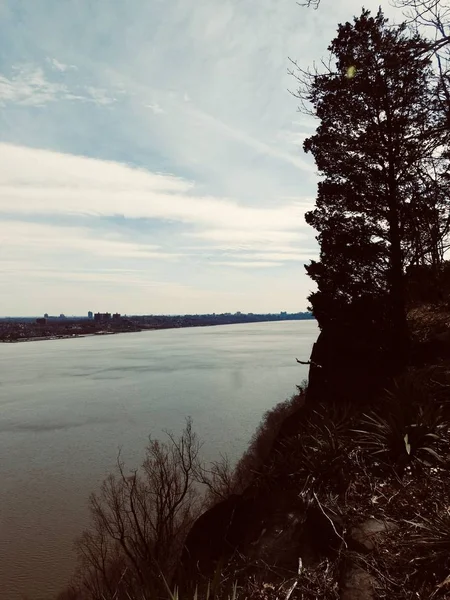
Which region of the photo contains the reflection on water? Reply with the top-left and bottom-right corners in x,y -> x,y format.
0,320 -> 318,600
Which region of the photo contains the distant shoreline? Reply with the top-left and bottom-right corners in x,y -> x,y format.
0,318 -> 315,344
0,330 -> 126,344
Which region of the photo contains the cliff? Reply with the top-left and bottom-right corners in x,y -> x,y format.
179,305 -> 450,599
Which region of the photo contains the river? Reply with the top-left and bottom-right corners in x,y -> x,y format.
0,320 -> 318,599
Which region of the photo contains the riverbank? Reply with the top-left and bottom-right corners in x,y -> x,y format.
0,313 -> 314,344
0,330 -> 124,343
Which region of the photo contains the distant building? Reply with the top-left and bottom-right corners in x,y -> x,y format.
88,311 -> 93,320
59,314 -> 66,319
36,317 -> 47,325
94,312 -> 112,322
44,313 -> 49,319
112,313 -> 121,321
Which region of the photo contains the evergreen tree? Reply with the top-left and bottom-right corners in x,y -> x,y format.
300,9 -> 449,363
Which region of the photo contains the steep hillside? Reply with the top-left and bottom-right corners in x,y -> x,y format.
179,302 -> 450,600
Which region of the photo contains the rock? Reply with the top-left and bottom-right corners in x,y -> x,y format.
341,566 -> 377,600
350,518 -> 395,552
179,490 -> 271,579
303,504 -> 344,556
180,494 -> 243,577
246,508 -> 306,569
245,499 -> 345,573
434,328 -> 450,344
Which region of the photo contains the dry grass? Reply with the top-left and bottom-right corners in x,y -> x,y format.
408,303 -> 450,342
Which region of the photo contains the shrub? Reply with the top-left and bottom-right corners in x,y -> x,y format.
354,371 -> 450,472
408,508 -> 450,574
267,399 -> 356,494
65,419 -> 203,600
231,383 -> 307,492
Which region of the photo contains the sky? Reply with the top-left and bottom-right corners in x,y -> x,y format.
0,0 -> 405,316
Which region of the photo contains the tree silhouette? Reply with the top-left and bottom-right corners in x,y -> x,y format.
305,1 -> 450,121
296,9 -> 450,364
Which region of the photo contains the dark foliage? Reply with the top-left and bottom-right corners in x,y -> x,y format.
354,370 -> 450,473
295,9 -> 450,369
408,508 -> 450,576
231,384 -> 307,492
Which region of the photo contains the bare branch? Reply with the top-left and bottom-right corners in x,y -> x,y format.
296,358 -> 322,368
297,0 -> 321,8
70,420 -> 204,598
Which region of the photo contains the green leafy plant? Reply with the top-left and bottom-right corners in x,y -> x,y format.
273,401 -> 355,493
354,374 -> 449,470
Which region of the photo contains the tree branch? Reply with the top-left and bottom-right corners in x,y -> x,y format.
296,358 -> 322,368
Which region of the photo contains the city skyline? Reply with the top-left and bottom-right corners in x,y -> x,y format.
1,309 -> 310,319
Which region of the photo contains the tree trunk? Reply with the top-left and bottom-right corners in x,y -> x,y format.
387,158 -> 409,369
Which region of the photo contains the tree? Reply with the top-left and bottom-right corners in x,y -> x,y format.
69,419 -> 203,600
294,9 -> 450,363
392,0 -> 450,51
305,0 -> 450,117
390,1 -> 450,287
392,1 -> 450,139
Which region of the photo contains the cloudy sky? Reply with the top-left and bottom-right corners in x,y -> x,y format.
0,0 -> 404,316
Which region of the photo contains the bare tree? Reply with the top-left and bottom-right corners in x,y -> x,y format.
195,454 -> 237,503
392,1 -> 450,113
298,0 -> 321,8
304,0 -> 450,55
69,418 -> 204,600
393,0 -> 450,41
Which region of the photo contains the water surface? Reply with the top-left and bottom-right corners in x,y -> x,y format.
0,320 -> 318,599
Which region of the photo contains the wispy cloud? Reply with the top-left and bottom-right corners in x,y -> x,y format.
212,261 -> 283,268
0,143 -> 314,313
186,229 -> 306,245
0,64 -> 117,107
1,221 -> 181,261
0,65 -> 69,107
183,103 -> 315,173
85,86 -> 117,106
0,144 -> 309,233
144,102 -> 165,114
46,57 -> 78,72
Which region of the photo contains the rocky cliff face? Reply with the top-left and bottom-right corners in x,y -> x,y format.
178,312 -> 450,598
